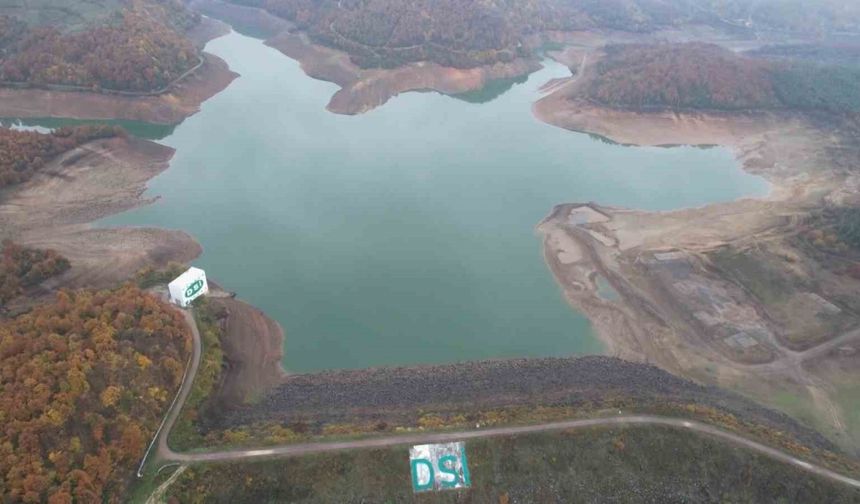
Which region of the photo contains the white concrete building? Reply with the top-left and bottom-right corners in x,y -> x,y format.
168,267 -> 208,307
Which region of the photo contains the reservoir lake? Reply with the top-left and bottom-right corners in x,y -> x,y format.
19,29 -> 770,372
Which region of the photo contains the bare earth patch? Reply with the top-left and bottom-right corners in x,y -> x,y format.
531,45 -> 860,453
0,137 -> 201,288
209,297 -> 287,406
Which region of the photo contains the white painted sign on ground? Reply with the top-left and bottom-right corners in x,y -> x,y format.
409,442 -> 471,492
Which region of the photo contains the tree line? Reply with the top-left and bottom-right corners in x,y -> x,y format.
0,125 -> 125,188
0,285 -> 191,503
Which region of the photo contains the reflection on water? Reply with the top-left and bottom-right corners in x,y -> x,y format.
0,117 -> 177,141
450,74 -> 531,104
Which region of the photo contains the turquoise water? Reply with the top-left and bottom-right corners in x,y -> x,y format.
85,30 -> 768,372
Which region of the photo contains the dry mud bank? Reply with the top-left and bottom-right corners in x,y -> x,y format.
533,61 -> 860,451
190,0 -> 542,115
0,137 -> 202,289
209,297 -> 288,406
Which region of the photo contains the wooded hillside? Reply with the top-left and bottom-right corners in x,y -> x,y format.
0,0 -> 200,92
230,0 -> 698,68
227,0 -> 860,69
0,286 -> 191,503
585,43 -> 860,114
586,43 -> 779,110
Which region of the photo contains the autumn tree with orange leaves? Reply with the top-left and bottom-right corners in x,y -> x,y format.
0,286 -> 191,503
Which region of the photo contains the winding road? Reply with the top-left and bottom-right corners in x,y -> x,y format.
140,306 -> 860,493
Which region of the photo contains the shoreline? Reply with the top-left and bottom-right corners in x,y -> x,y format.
0,53 -> 237,125
0,136 -> 288,408
0,18 -> 237,124
531,69 -> 860,451
191,0 -> 544,115
4,6 -> 858,454
0,136 -> 201,289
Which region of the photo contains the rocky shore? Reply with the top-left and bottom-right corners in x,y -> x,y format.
212,355 -> 836,454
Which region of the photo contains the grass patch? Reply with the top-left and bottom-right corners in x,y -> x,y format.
165,426 -> 860,503
135,262 -> 188,289
772,391 -> 820,429
709,248 -> 795,304
835,384 -> 860,448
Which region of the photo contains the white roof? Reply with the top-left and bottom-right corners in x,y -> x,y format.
169,267 -> 205,287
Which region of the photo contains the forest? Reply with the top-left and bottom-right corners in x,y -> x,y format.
0,285 -> 191,503
585,43 -> 860,114
0,125 -> 124,188
771,62 -> 860,114
0,241 -> 70,307
227,0 -> 860,69
229,0 -> 699,68
585,43 -> 780,110
0,0 -> 200,92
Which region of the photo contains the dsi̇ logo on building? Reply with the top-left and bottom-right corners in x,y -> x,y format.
184,279 -> 204,299
409,442 -> 471,493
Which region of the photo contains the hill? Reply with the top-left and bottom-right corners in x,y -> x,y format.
0,286 -> 191,503
586,42 -> 779,110
223,0 -> 699,68
220,0 -> 860,69
0,0 -> 201,92
584,42 -> 860,114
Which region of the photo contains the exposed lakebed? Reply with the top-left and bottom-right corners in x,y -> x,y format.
17,30 -> 769,372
